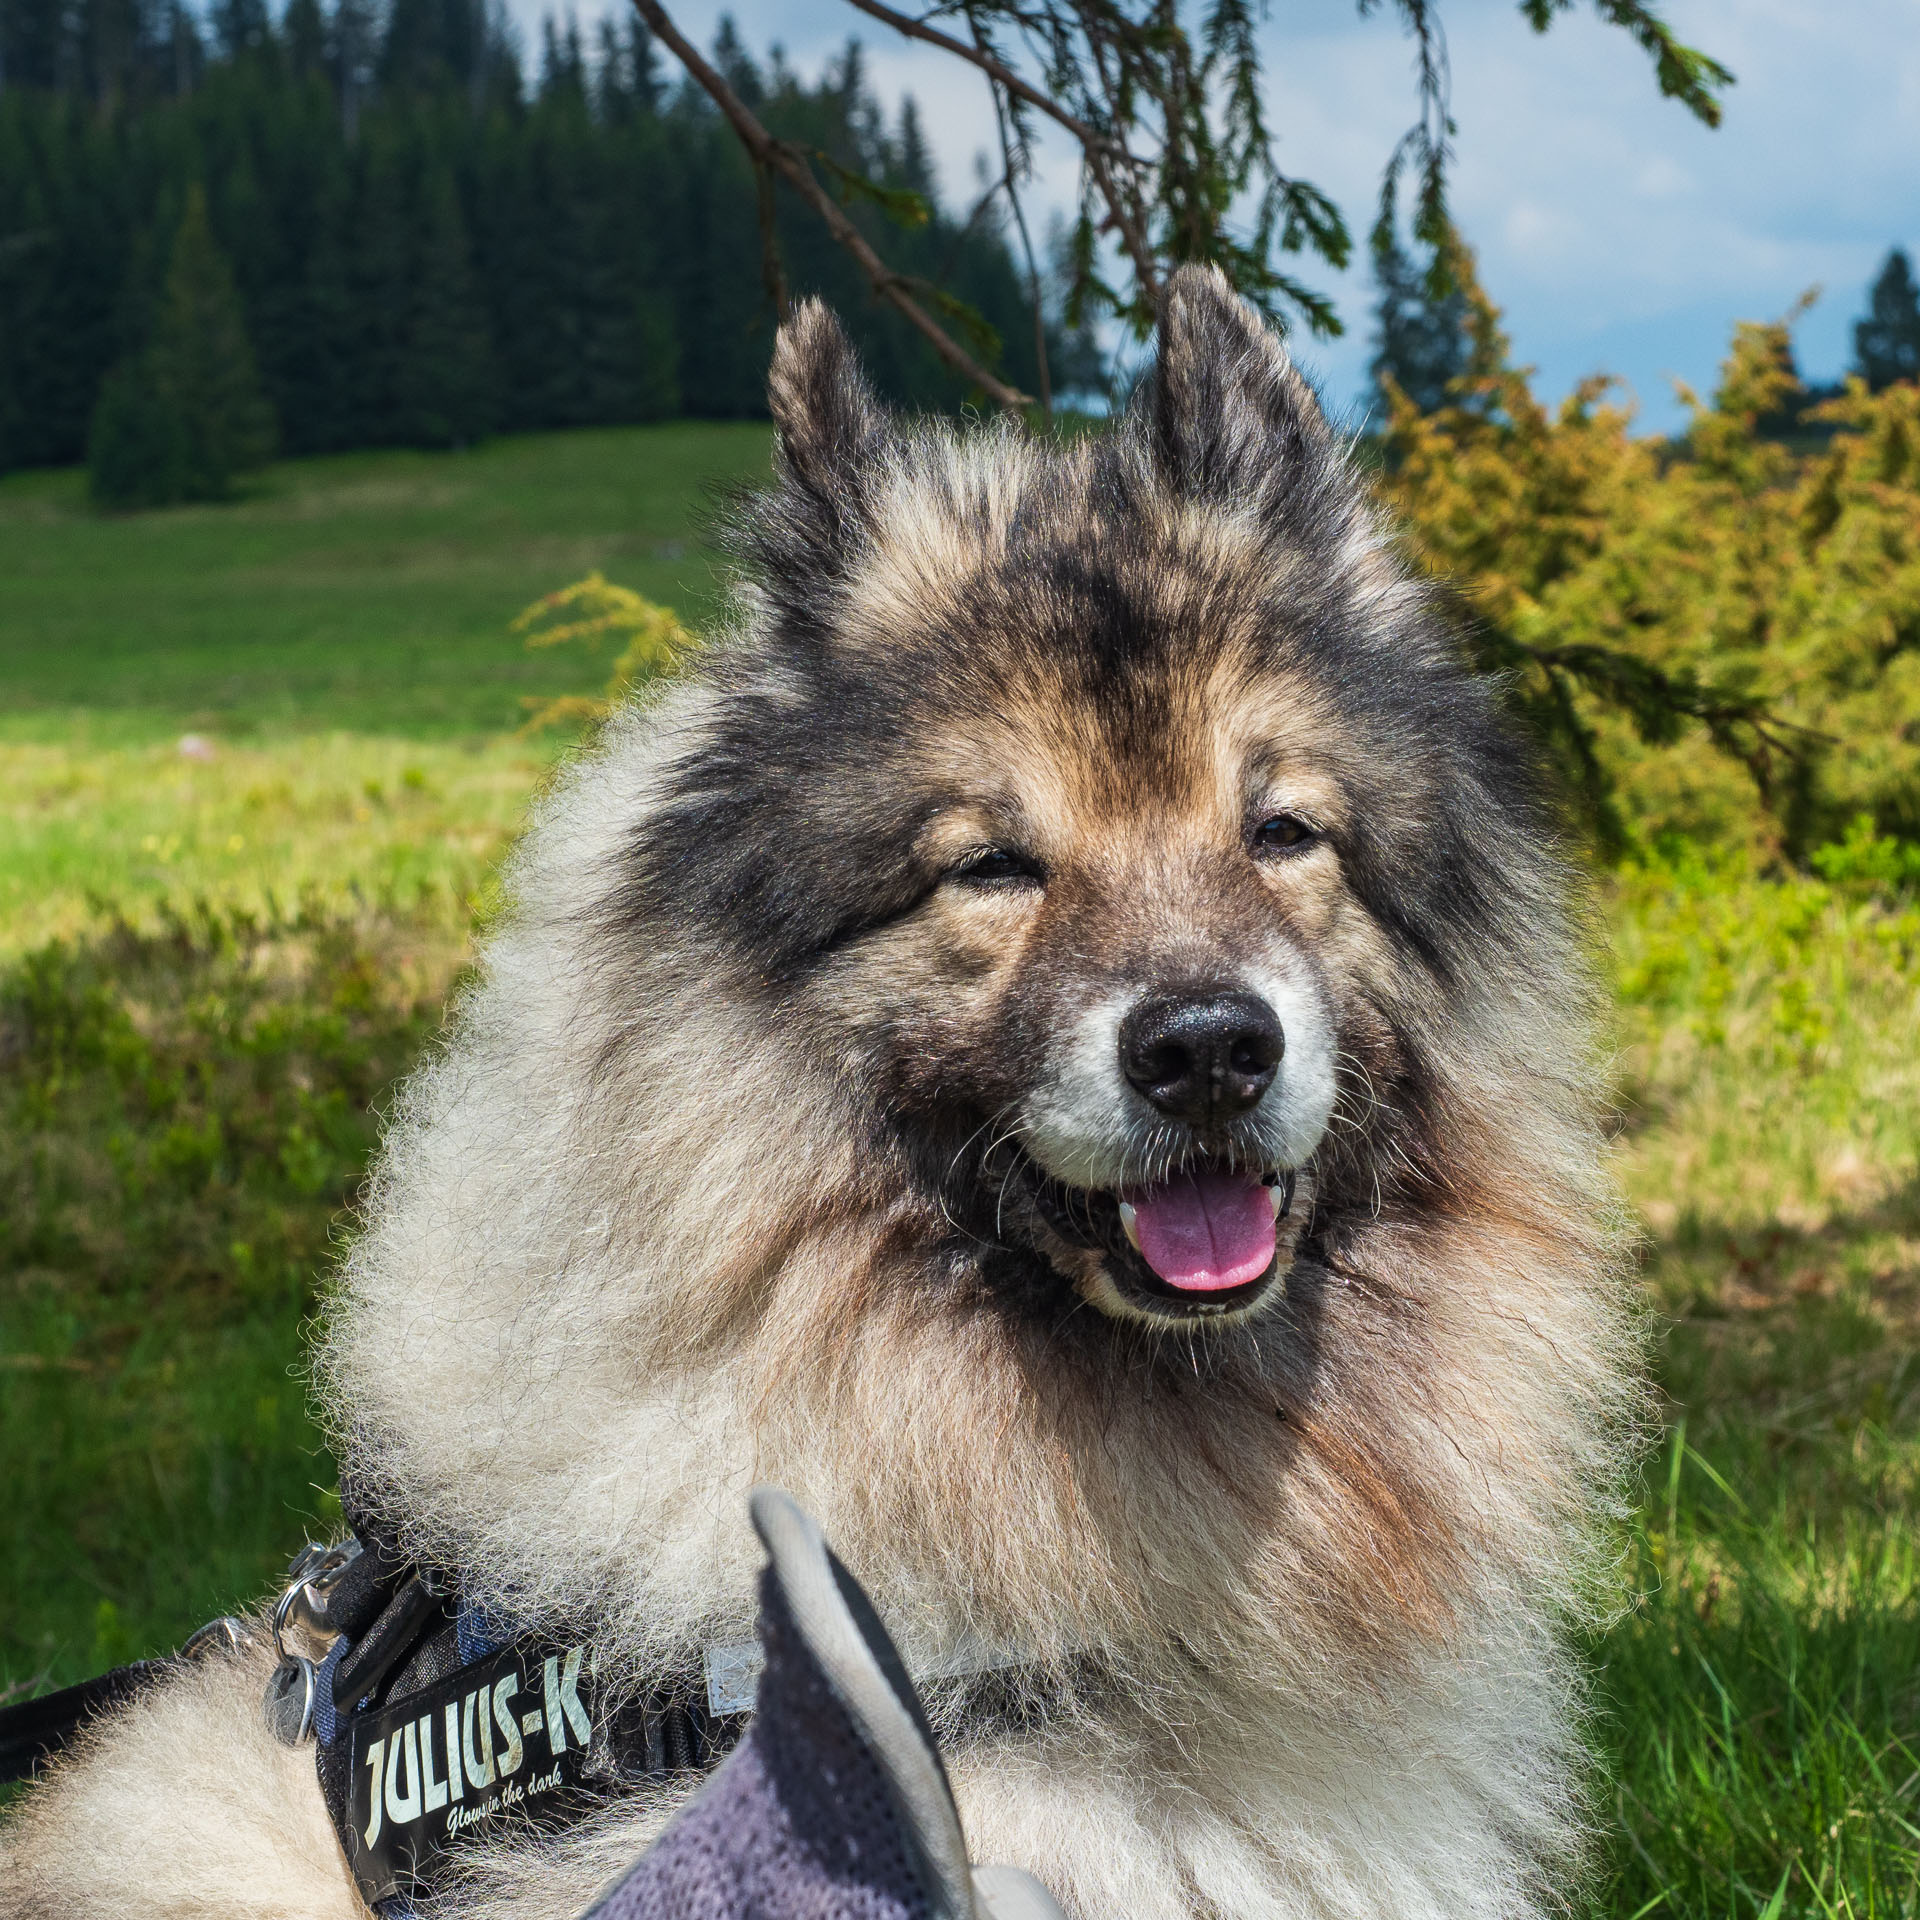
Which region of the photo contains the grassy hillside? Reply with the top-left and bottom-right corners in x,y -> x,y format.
1,426 -> 1915,1917
0,422 -> 770,743
0,420 -> 769,952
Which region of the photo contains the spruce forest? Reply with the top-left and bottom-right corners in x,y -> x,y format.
0,0 -> 1055,480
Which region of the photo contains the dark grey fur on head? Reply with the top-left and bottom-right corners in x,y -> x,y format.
631,266 -> 1555,1001
1150,266 -> 1343,520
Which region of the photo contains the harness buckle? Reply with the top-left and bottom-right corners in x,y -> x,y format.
273,1538 -> 364,1662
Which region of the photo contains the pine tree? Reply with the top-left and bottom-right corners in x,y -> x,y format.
156,182 -> 277,488
89,183 -> 276,505
895,96 -> 933,200
6,17 -> 1048,461
1854,248 -> 1920,393
380,0 -> 488,91
394,163 -> 497,446
88,357 -> 191,506
2,0 -> 68,90
709,16 -> 760,106
593,14 -> 658,118
283,0 -> 324,76
328,0 -> 377,138
208,0 -> 270,63
1368,226 -> 1469,420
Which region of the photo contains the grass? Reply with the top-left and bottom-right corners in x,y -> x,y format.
1,735 -> 539,956
1593,858 -> 1920,1917
0,901 -> 461,1677
0,421 -> 770,744
2,426 -> 1917,1915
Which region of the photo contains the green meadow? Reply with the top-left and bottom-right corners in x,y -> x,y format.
2,428 -> 1915,1917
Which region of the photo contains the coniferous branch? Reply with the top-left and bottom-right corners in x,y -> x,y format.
1361,3 -> 1455,263
812,151 -> 934,229
839,0 -> 1162,315
841,0 -> 1123,158
1528,0 -> 1734,125
630,0 -> 1034,409
757,0 -> 1732,356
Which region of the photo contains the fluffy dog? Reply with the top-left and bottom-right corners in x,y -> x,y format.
2,268 -> 1638,1920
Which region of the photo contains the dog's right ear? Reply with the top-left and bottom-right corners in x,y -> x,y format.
1150,264 -> 1338,514
767,300 -> 892,551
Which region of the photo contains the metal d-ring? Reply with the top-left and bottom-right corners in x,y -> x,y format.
273,1537 -> 363,1661
181,1615 -> 253,1661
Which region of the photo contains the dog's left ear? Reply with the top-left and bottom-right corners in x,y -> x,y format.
1151,265 -> 1336,507
767,300 -> 893,549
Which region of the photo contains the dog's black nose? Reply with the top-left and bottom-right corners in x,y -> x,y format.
1119,990 -> 1284,1124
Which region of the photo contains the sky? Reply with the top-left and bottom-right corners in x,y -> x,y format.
534,0 -> 1920,434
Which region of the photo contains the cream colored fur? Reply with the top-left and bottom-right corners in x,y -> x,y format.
1,1628 -> 359,1917
3,404 -> 1637,1920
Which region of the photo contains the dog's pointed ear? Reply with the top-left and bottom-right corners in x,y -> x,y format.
1151,265 -> 1335,505
768,299 -> 892,517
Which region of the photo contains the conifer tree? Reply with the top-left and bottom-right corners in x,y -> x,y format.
394,164 -> 498,446
1854,248 -> 1920,392
87,359 -> 192,507
89,183 -> 276,505
284,0 -> 325,76
209,0 -> 271,62
1368,224 -> 1469,419
155,182 -> 277,489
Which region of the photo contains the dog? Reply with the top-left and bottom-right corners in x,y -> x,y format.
2,267 -> 1638,1920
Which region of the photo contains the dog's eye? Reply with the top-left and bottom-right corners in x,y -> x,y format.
949,845 -> 1043,888
1252,813 -> 1317,855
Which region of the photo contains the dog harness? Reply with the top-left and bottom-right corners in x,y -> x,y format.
280,1510 -> 762,1910
1,1487 -> 1073,1920
0,1501 -> 753,1913
0,1503 -> 1046,1914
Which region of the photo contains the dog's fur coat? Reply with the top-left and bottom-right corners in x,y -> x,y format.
2,270 -> 1638,1920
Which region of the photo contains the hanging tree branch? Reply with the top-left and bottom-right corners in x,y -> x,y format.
635,0 -> 1730,414
839,0 -> 1161,311
841,0 -> 1115,156
630,0 -> 1032,410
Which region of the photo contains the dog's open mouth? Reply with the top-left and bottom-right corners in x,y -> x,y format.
1012,1153 -> 1299,1319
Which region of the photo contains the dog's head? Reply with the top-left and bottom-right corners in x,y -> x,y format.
332,272 -> 1625,1719
614,268 -> 1563,1333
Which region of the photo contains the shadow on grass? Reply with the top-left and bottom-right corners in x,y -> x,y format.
0,899 -> 469,1687
1583,1205 -> 1920,1920
1587,1438 -> 1920,1920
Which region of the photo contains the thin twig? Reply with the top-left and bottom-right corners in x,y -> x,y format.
632,0 -> 1032,409
841,0 -> 1160,305
753,161 -> 791,320
966,5 -> 1051,421
842,0 -> 1111,154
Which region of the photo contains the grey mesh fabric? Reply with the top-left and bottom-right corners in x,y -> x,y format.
581,1489 -> 1065,1920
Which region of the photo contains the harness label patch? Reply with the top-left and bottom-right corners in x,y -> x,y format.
345,1642 -> 598,1902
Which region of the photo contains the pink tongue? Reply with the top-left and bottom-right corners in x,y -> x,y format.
1126,1170 -> 1276,1292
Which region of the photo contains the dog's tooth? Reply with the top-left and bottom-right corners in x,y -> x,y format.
1268,1182 -> 1286,1219
1118,1201 -> 1142,1252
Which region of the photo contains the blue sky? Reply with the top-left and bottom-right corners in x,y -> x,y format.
543,0 -> 1919,433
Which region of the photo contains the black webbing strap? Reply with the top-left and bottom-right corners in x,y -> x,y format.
0,1488 -> 747,1912
0,1659 -> 175,1786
